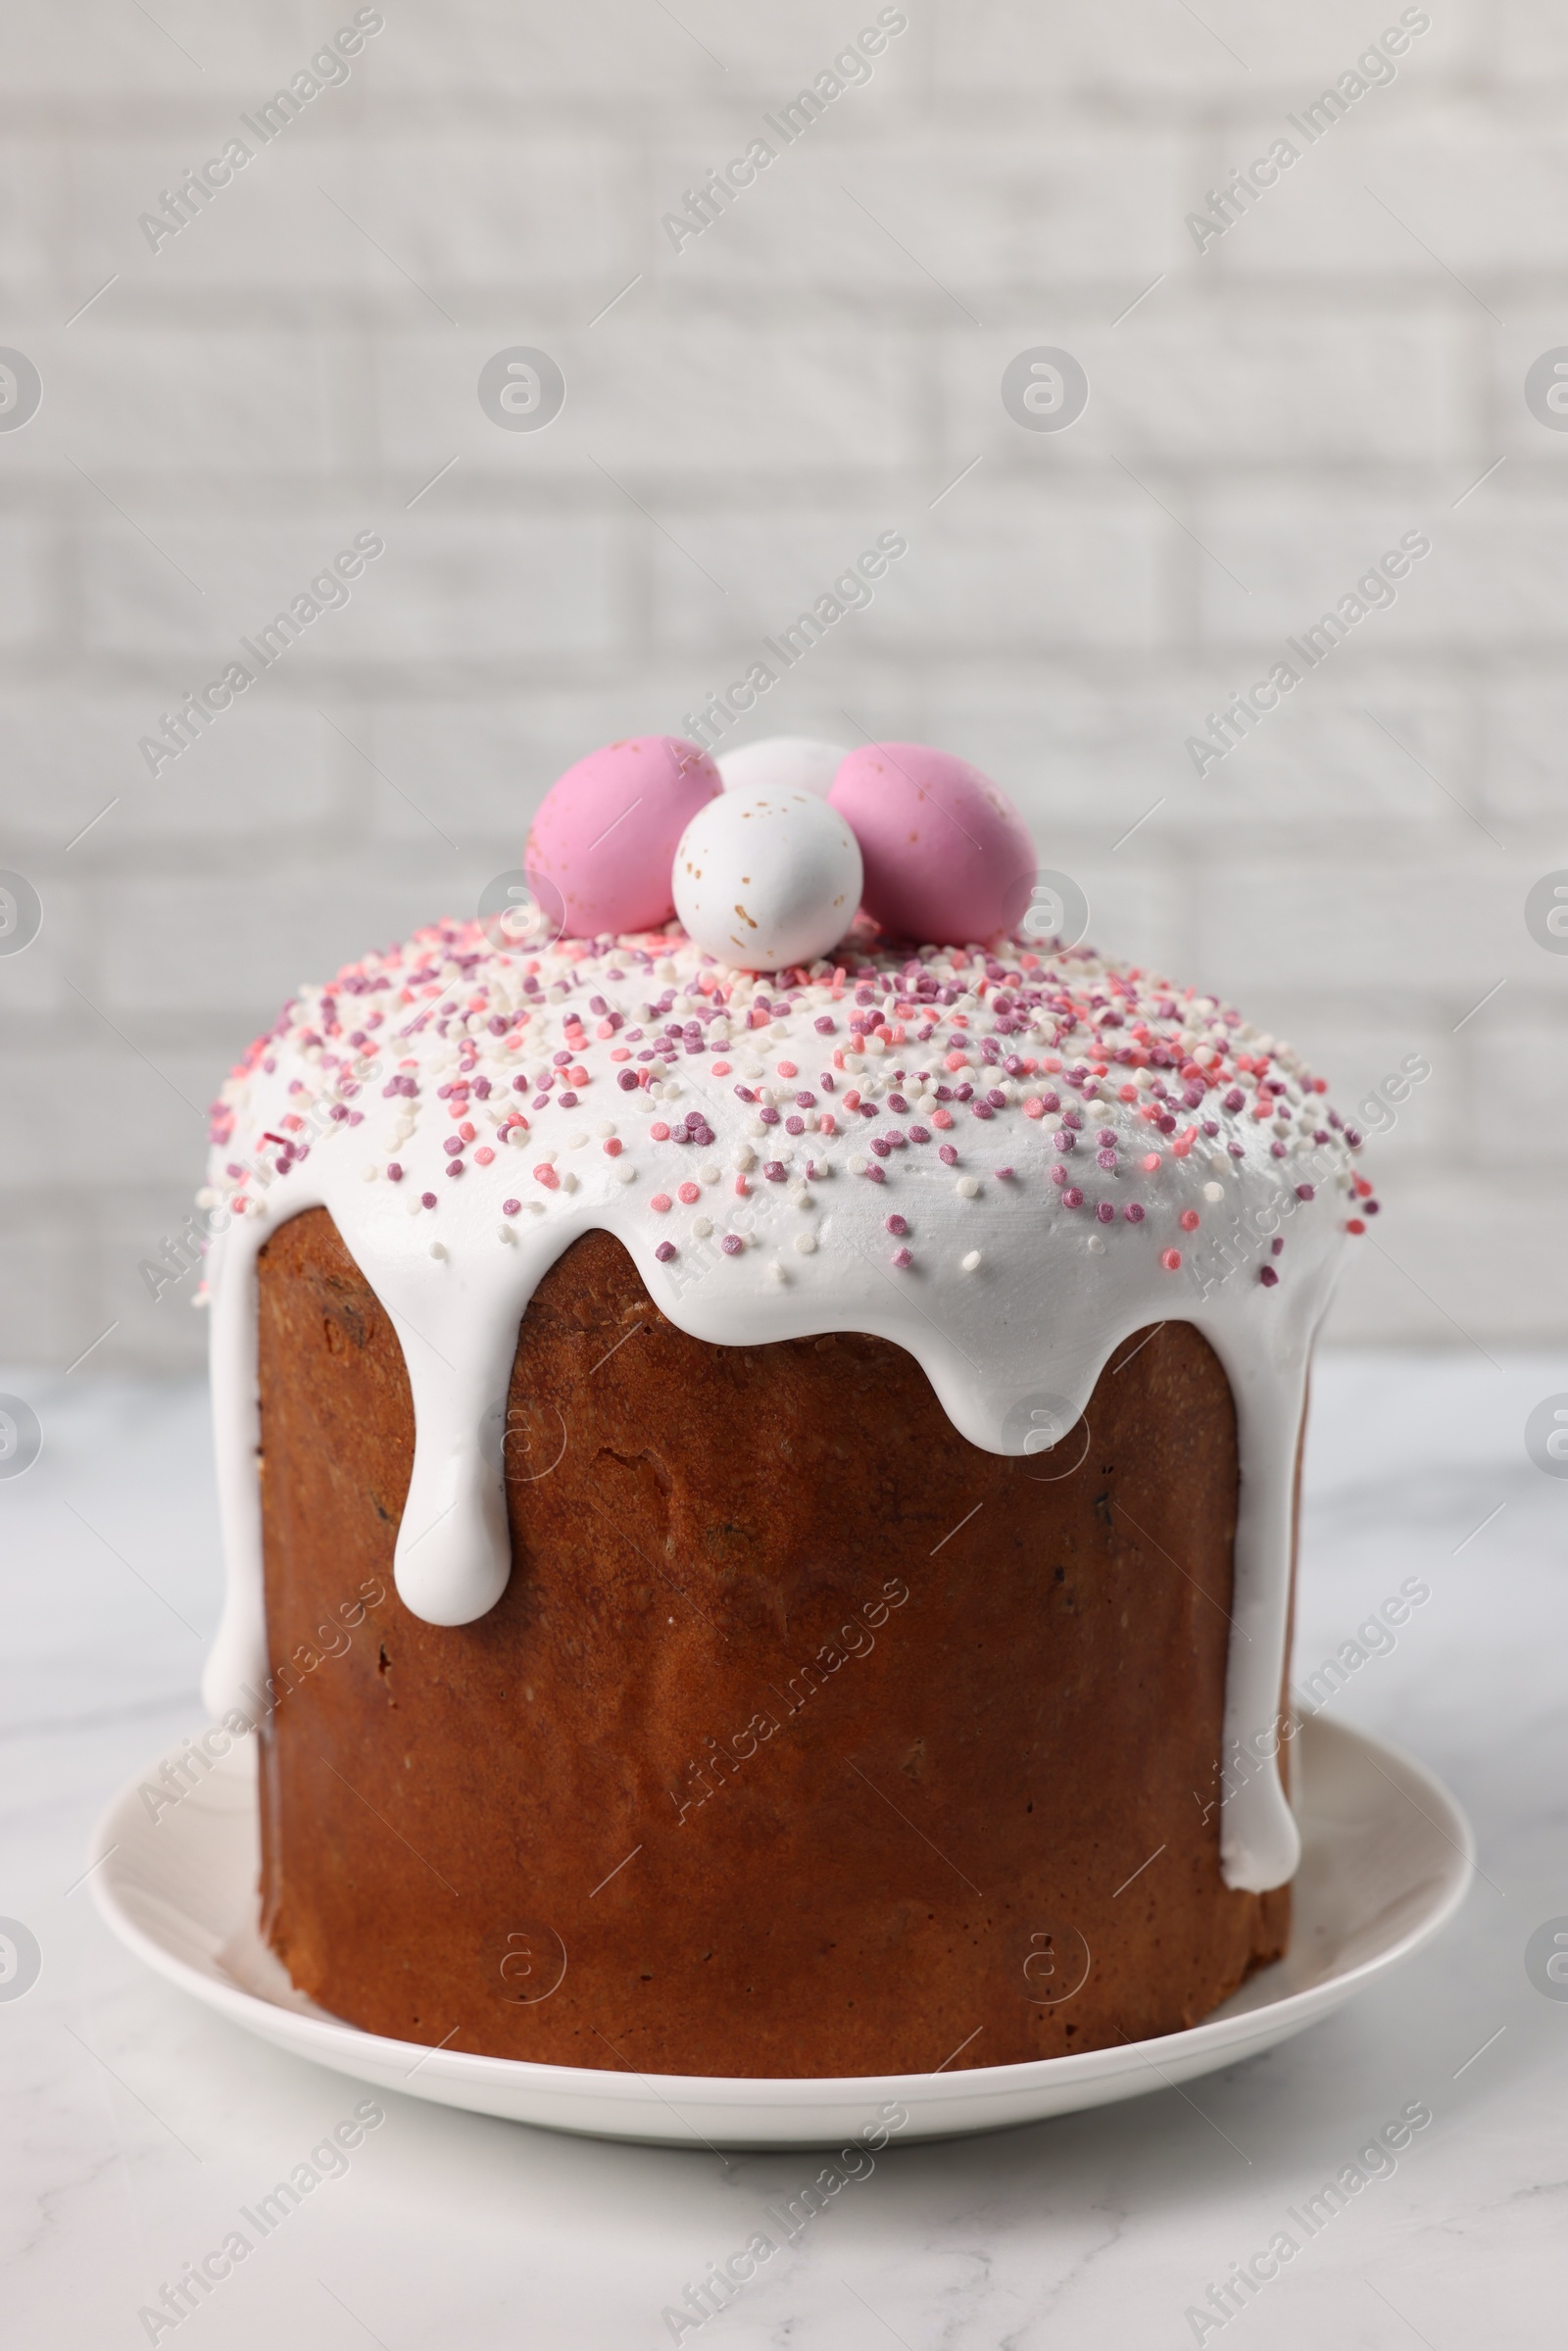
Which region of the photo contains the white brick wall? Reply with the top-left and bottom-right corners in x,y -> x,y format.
1,0 -> 1564,1370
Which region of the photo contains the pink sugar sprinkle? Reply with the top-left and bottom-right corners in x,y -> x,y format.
650,1192 -> 671,1212
1259,1264 -> 1279,1287
651,1121 -> 670,1141
1023,1098 -> 1045,1118
1180,1208 -> 1200,1231
1160,1248 -> 1182,1271
711,1060 -> 730,1075
892,1247 -> 912,1268
1143,1152 -> 1160,1172
474,1146 -> 495,1165
932,1108 -> 954,1130
604,1137 -> 623,1155
678,1181 -> 700,1203
777,1060 -> 798,1077
534,1165 -> 560,1190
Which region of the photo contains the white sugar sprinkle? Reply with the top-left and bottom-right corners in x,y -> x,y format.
961,1249 -> 981,1271
956,1176 -> 981,1199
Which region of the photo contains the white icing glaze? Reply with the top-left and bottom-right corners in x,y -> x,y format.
198,921 -> 1360,1892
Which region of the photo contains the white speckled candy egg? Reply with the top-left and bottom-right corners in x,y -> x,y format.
717,735 -> 848,799
672,790 -> 863,971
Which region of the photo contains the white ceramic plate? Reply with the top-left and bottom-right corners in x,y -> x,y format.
89,1713 -> 1471,2149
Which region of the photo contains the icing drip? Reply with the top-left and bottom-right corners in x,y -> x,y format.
198,922 -> 1359,1892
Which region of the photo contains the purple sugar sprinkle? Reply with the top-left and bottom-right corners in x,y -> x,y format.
1123,1201 -> 1145,1223
892,1247 -> 912,1268
617,1069 -> 639,1091
559,1090 -> 578,1107
785,1115 -> 805,1135
1062,1186 -> 1085,1208
1271,1237 -> 1285,1255
721,1234 -> 744,1255
1296,1182 -> 1315,1200
1223,1089 -> 1245,1112
1053,1130 -> 1075,1151
446,1159 -> 465,1177
1228,1141 -> 1246,1158
473,1076 -> 492,1099
939,1144 -> 957,1165
420,1191 -> 437,1209
795,1091 -> 815,1108
760,1105 -> 780,1125
908,1124 -> 931,1144
1270,1140 -> 1287,1157
1183,1084 -> 1204,1108
986,1087 -> 1006,1109
820,1072 -> 836,1092
996,1166 -> 1014,1179
387,1162 -> 403,1182
513,1075 -> 530,1094
502,1198 -> 520,1215
886,1214 -> 908,1235
1051,1164 -> 1067,1186
1096,1201 -> 1114,1224
1259,1265 -> 1279,1287
1098,1129 -> 1117,1147
1344,1126 -> 1363,1147
955,1082 -> 974,1102
972,1102 -> 994,1120
814,1015 -> 835,1033
443,1134 -> 465,1155
532,1093 -> 550,1109
870,1137 -> 892,1157
888,1093 -> 909,1113
764,1161 -> 787,1181
1040,1091 -> 1060,1112
1201,1119 -> 1219,1137
863,1162 -> 886,1183
1097,1149 -> 1116,1168
655,1240 -> 676,1262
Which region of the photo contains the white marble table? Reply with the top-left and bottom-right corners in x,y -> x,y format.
3,1349 -> 1564,2349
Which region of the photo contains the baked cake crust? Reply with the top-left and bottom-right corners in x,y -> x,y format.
255,1206 -> 1287,2076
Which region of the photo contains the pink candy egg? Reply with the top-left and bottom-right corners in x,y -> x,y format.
524,736 -> 721,938
829,741 -> 1036,946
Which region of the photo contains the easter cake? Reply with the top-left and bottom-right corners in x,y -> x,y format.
199,734 -> 1369,2077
